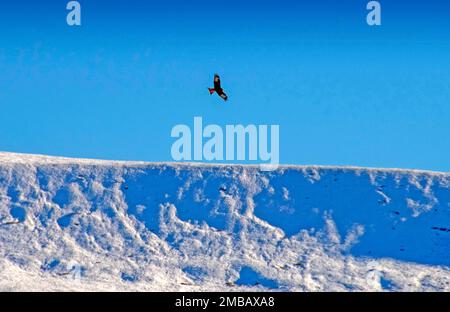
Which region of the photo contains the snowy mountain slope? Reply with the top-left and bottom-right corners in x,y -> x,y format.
0,152 -> 449,291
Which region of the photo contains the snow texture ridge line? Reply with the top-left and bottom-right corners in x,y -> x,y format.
0,152 -> 449,291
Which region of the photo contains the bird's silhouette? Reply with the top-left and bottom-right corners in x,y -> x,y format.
208,74 -> 228,101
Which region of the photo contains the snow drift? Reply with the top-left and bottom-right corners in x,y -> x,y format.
0,152 -> 449,291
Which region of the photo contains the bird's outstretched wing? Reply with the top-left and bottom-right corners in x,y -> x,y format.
214,74 -> 221,89
219,92 -> 228,101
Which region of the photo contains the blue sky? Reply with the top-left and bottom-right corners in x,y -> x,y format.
0,0 -> 449,171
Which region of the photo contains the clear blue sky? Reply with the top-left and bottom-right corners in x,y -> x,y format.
0,0 -> 449,171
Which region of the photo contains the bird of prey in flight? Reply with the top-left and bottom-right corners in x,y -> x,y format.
208,74 -> 228,101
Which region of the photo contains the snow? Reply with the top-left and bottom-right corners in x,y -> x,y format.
0,151 -> 449,291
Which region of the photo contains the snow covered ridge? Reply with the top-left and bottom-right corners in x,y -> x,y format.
0,152 -> 450,291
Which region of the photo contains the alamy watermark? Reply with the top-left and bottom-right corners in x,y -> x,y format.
66,1 -> 81,26
66,260 -> 83,280
66,2 -> 381,27
170,117 -> 280,171
367,1 -> 382,26
366,260 -> 382,289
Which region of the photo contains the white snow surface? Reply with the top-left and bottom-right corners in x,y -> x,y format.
0,152 -> 450,292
